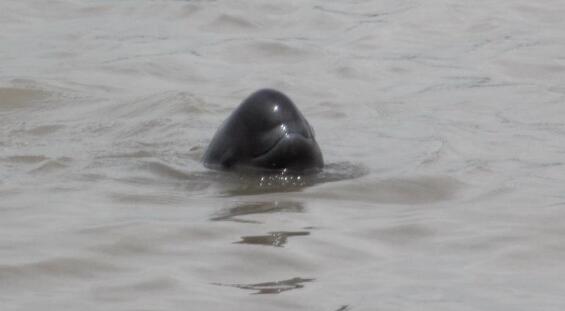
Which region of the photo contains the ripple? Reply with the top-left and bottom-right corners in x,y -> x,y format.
0,87 -> 48,112
109,191 -> 183,205
91,236 -> 161,256
141,161 -> 193,180
213,277 -> 314,295
211,201 -> 304,222
215,162 -> 368,196
215,40 -> 315,64
203,13 -> 258,32
373,223 -> 436,245
13,124 -> 65,136
92,277 -> 181,302
3,155 -> 49,164
305,175 -> 463,204
29,159 -> 68,174
235,231 -> 310,247
97,150 -> 154,159
0,257 -> 122,281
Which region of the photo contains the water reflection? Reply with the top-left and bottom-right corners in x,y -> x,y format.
221,162 -> 368,196
223,174 -> 309,196
235,231 -> 310,247
213,277 -> 314,295
210,201 -> 304,222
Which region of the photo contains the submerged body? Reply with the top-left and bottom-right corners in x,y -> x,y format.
203,89 -> 323,173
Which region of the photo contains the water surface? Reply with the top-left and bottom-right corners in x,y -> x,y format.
2,0 -> 565,310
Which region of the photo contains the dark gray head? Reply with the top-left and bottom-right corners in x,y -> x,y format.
203,89 -> 323,173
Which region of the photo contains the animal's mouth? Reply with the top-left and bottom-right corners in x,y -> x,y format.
252,132 -> 289,158
251,132 -> 323,172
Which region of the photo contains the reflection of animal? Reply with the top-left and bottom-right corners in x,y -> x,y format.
203,89 -> 323,173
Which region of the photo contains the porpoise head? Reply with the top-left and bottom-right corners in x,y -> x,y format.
203,89 -> 323,173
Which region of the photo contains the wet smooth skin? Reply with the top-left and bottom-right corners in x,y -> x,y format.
203,89 -> 324,173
